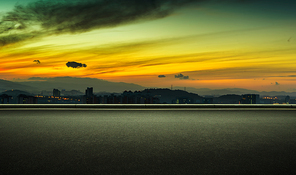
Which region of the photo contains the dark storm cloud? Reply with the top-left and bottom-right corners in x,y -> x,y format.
158,75 -> 166,78
175,73 -> 189,79
66,61 -> 87,68
0,33 -> 39,46
0,0 -> 247,46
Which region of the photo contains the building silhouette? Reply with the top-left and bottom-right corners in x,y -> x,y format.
213,94 -> 242,104
53,89 -> 60,97
17,94 -> 38,104
84,87 -> 95,104
285,95 -> 290,104
203,97 -> 214,104
86,90 -> 159,104
85,87 -> 93,97
0,94 -> 12,104
241,94 -> 259,104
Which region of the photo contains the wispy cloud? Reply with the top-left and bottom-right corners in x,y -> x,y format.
171,67 -> 296,80
1,31 -> 295,79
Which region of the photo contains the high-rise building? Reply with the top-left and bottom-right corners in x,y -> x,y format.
17,94 -> 38,104
84,87 -> 95,104
285,96 -> 290,104
85,87 -> 93,97
53,89 -> 60,97
0,94 -> 11,104
241,94 -> 259,104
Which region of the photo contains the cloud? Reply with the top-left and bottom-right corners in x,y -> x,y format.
175,73 -> 189,79
0,33 -> 40,47
275,82 -> 279,85
66,61 -> 87,68
33,60 -> 40,64
0,0 -> 249,47
158,75 -> 166,78
0,0 -> 206,46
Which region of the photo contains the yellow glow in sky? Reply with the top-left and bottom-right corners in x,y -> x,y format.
1,0 -> 296,92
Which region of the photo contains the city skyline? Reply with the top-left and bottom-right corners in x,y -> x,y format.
1,85 -> 294,105
1,0 -> 296,92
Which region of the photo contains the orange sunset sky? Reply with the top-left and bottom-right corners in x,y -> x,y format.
1,0 -> 296,92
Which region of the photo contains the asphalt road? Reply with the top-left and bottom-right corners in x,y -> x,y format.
1,109 -> 296,174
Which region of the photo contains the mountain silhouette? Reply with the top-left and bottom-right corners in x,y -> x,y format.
14,77 -> 145,93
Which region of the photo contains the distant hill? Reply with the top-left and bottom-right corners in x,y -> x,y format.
2,78 -> 295,97
16,77 -> 145,93
0,89 -> 33,96
0,89 -> 34,104
0,79 -> 37,93
176,87 -> 296,97
142,88 -> 203,103
213,94 -> 242,104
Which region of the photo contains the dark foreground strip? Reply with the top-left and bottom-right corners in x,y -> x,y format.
0,104 -> 296,109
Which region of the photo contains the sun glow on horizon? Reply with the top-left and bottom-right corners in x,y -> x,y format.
1,0 -> 296,92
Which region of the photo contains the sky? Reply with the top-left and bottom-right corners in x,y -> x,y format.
0,0 -> 296,92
